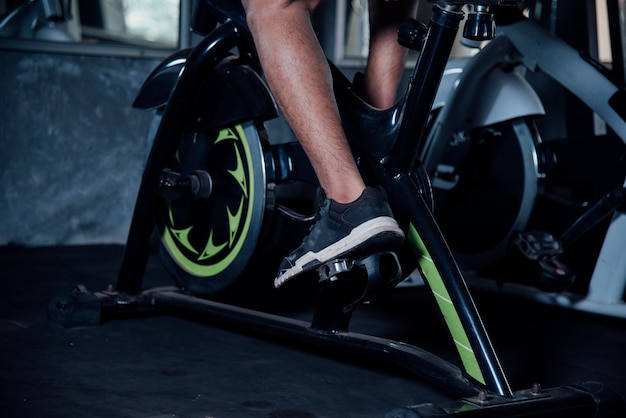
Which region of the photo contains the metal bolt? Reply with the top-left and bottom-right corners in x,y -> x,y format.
531,382 -> 542,394
477,390 -> 489,402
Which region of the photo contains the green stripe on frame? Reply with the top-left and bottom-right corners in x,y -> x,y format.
407,224 -> 486,385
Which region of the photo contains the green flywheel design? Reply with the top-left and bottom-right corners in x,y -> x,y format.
161,124 -> 256,277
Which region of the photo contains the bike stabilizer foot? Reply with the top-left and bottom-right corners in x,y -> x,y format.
387,381 -> 625,417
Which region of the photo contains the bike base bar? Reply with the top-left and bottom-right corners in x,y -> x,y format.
48,286 -> 625,417
392,381 -> 625,417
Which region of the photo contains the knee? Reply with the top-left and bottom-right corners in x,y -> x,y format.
242,0 -> 323,12
242,0 -> 323,31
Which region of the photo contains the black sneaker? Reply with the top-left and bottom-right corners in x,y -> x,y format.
274,186 -> 405,288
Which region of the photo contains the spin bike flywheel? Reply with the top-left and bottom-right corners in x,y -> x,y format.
156,120 -> 268,295
430,117 -> 542,269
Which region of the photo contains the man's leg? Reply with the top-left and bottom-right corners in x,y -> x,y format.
242,0 -> 405,287
243,0 -> 364,204
362,0 -> 420,109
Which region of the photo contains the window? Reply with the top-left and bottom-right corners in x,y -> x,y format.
0,0 -> 185,56
334,0 -> 476,67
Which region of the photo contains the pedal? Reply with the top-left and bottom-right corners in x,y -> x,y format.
513,231 -> 575,292
316,252 -> 402,285
312,252 -> 403,332
514,230 -> 563,261
316,258 -> 356,282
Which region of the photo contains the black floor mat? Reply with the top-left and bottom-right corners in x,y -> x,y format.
1,245 -> 625,417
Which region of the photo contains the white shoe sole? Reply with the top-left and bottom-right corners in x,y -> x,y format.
274,216 -> 404,288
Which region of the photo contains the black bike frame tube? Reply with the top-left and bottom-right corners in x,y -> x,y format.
116,21 -> 244,295
384,5 -> 464,173
383,172 -> 514,398
357,3 -> 512,397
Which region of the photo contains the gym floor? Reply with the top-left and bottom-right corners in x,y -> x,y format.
1,244 -> 626,417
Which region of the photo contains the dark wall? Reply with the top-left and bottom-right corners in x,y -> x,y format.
0,49 -> 160,246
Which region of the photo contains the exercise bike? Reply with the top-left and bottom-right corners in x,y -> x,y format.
48,1 -> 626,416
416,2 -> 626,315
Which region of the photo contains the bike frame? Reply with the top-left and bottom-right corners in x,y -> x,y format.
95,1 -> 625,415
117,0 -> 516,397
346,4 -> 512,396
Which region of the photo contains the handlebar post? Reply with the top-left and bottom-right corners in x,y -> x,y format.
384,4 -> 464,173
